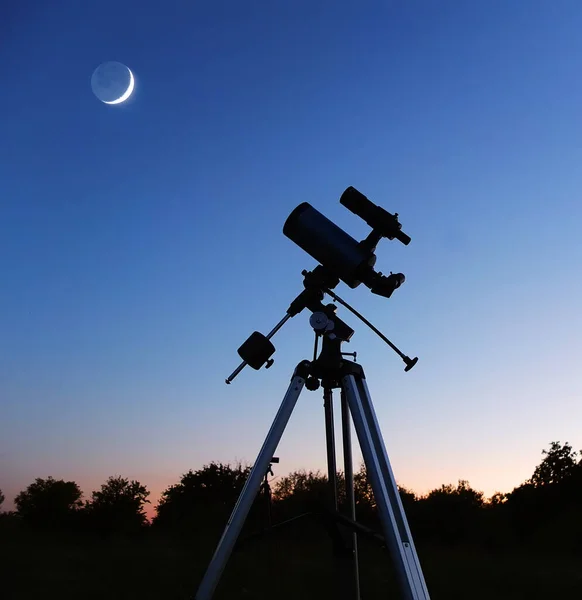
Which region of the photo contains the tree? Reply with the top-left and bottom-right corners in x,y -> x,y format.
354,463 -> 375,516
14,477 -> 83,528
529,441 -> 579,487
352,463 -> 416,523
271,469 -> 329,522
424,480 -> 484,508
85,476 -> 149,534
272,470 -> 328,503
0,489 -> 4,510
154,462 -> 250,531
505,443 -> 582,545
415,480 -> 484,544
487,492 -> 507,507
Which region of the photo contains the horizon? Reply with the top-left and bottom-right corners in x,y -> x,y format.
2,1 -> 582,522
1,438 -> 566,520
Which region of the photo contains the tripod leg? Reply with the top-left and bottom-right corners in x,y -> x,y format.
341,389 -> 361,600
342,374 -> 430,600
323,387 -> 339,511
195,375 -> 306,600
324,387 -> 356,600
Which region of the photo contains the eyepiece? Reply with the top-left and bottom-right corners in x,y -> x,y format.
395,230 -> 411,245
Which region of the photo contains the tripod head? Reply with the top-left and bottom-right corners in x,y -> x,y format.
225,187 -> 418,384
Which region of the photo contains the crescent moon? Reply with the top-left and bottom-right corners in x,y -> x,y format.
103,68 -> 135,105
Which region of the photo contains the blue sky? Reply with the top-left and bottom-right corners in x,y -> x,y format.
2,1 -> 582,513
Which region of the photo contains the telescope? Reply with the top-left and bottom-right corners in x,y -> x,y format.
283,186 -> 410,299
225,186 -> 417,384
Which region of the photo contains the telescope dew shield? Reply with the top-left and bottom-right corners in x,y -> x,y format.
283,202 -> 375,289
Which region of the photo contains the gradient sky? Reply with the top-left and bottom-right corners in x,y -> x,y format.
2,1 -> 582,516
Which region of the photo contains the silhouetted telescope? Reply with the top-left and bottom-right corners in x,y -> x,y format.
283,186 -> 410,299
224,186 -> 417,385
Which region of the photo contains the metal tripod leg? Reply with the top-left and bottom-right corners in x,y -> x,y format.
342,374 -> 430,600
324,386 -> 359,600
341,389 -> 361,600
195,375 -> 306,600
323,387 -> 339,511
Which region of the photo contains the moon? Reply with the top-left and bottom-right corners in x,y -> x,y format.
91,61 -> 135,105
104,69 -> 134,104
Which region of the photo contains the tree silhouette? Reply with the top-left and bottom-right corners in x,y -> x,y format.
528,441 -> 579,487
353,463 -> 375,517
271,469 -> 329,522
487,492 -> 507,506
351,463 -> 416,524
85,476 -> 149,535
415,480 -> 484,544
0,488 -> 4,510
505,442 -> 582,547
154,462 -> 251,531
273,469 -> 328,502
424,480 -> 484,508
398,485 -> 417,513
8,440 -> 582,551
14,477 -> 82,529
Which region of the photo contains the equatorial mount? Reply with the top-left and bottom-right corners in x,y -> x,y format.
226,265 -> 417,384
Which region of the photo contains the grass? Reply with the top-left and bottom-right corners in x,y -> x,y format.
2,523 -> 582,599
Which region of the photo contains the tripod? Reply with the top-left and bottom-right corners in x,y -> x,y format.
195,295 -> 430,600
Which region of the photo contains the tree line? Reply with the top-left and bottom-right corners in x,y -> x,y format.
2,441 -> 582,552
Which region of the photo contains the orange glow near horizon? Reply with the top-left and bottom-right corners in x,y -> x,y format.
0,451 -> 543,520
